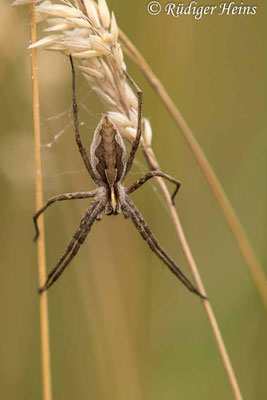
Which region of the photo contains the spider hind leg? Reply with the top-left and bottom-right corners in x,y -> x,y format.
124,197 -> 207,300
39,201 -> 103,293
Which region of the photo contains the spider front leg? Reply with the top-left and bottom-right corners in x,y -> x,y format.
39,201 -> 103,293
33,190 -> 97,241
123,71 -> 143,179
70,55 -> 99,185
123,197 -> 207,299
127,171 -> 181,205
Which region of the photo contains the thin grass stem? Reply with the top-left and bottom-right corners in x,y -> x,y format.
119,30 -> 267,308
30,5 -> 53,400
144,147 -> 243,400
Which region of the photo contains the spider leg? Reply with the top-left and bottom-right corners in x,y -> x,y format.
122,71 -> 143,179
39,202 -> 104,293
127,171 -> 181,205
33,190 -> 97,241
124,198 -> 207,299
70,55 -> 99,185
38,200 -> 100,293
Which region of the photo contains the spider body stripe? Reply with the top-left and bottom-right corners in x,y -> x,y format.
33,56 -> 206,300
90,114 -> 127,214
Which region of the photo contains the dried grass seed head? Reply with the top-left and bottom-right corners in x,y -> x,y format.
19,0 -> 153,148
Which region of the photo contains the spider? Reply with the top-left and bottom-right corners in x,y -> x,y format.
34,56 -> 206,299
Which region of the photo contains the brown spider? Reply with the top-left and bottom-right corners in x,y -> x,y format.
34,56 -> 205,299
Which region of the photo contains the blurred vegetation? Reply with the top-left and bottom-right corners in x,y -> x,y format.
0,1 -> 266,399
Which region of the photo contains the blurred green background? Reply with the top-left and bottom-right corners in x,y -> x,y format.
0,1 -> 266,399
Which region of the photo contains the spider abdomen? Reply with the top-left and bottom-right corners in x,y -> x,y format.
90,115 -> 127,187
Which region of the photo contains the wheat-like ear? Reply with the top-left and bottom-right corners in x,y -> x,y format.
13,1 -> 244,399
24,0 -> 153,148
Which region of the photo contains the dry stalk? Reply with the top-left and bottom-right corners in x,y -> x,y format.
30,4 -> 53,400
158,179 -> 243,400
14,0 -> 245,399
145,147 -> 244,400
119,31 -> 267,308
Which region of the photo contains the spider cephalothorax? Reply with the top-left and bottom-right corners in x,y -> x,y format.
34,56 -> 206,299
